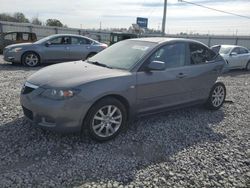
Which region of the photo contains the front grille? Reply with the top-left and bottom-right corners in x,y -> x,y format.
22,86 -> 35,94
22,106 -> 33,120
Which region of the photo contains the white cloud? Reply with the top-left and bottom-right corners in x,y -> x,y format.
0,0 -> 250,35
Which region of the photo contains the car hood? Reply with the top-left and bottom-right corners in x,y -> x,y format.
27,61 -> 130,88
5,43 -> 33,49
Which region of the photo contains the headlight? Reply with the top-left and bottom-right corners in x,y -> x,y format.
41,88 -> 80,100
10,47 -> 23,52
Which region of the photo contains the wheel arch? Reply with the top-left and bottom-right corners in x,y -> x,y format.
81,94 -> 130,129
21,51 -> 41,63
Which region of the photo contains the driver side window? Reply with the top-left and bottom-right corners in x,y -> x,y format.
49,36 -> 70,45
149,43 -> 186,69
232,47 -> 240,54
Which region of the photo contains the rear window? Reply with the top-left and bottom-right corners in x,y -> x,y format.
4,33 -> 17,41
22,33 -> 29,41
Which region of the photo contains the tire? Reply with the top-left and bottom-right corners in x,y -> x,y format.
86,52 -> 97,59
205,82 -> 226,110
84,97 -> 127,141
246,61 -> 250,71
22,52 -> 40,67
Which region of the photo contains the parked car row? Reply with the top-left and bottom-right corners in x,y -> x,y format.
2,33 -> 250,71
3,34 -> 107,66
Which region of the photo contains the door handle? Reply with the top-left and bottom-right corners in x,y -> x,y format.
86,46 -> 90,49
176,73 -> 187,78
66,46 -> 70,50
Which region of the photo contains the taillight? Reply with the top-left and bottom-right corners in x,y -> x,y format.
101,44 -> 108,49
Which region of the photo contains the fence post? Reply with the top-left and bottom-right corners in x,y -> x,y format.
0,22 -> 3,33
208,36 -> 211,47
28,25 -> 32,33
235,37 -> 238,45
55,27 -> 58,34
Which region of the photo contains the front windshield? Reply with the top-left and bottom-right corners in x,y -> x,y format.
219,46 -> 233,54
88,40 -> 156,70
34,35 -> 54,44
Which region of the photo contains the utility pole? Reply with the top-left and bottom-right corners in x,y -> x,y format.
162,0 -> 167,36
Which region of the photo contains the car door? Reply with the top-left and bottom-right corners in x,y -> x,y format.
187,42 -> 224,100
239,47 -> 250,68
42,36 -> 71,62
136,42 -> 194,114
228,47 -> 242,68
70,37 -> 92,60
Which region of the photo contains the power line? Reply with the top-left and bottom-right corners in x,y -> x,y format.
178,0 -> 250,20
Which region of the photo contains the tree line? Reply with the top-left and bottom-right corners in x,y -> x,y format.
0,12 -> 67,27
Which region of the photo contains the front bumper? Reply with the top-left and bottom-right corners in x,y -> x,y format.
3,49 -> 22,63
20,87 -> 91,133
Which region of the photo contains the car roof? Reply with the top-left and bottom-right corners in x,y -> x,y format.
130,37 -> 204,44
50,34 -> 86,38
48,34 -> 99,42
219,44 -> 246,48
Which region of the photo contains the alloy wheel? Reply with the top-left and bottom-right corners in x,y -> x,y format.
212,85 -> 225,107
25,53 -> 39,67
92,105 -> 122,138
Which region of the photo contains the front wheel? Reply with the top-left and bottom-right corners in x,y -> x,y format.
205,82 -> 226,110
22,52 -> 40,67
84,97 -> 127,141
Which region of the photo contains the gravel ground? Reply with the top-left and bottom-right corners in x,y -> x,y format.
0,56 -> 249,187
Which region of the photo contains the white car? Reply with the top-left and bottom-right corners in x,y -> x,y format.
211,45 -> 250,71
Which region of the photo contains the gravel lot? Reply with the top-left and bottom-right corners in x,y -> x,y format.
0,55 -> 249,187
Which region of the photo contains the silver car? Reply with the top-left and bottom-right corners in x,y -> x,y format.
3,34 -> 107,67
211,45 -> 250,71
20,38 -> 226,141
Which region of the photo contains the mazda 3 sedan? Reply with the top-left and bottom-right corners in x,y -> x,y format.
3,34 -> 107,67
20,38 -> 226,141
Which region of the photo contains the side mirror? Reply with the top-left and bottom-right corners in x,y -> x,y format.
146,61 -> 166,71
230,52 -> 237,56
45,41 -> 51,47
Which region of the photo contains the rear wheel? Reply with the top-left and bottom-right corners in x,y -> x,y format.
246,61 -> 250,71
22,52 -> 40,67
205,82 -> 226,110
84,97 -> 127,141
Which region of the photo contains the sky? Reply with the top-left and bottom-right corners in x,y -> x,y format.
1,0 -> 250,35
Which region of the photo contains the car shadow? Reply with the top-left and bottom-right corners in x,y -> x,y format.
0,106 -> 226,186
222,69 -> 250,77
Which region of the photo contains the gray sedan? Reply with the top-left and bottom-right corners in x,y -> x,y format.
3,34 -> 107,67
211,45 -> 250,71
20,38 -> 226,141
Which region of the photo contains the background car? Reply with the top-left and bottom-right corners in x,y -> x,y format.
0,31 -> 37,54
20,38 -> 226,141
211,44 -> 250,71
3,34 -> 108,67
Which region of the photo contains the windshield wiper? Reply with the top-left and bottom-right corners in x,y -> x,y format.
87,60 -> 112,69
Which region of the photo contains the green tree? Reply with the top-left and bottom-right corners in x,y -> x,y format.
13,12 -> 29,23
0,13 -> 18,22
46,19 -> 63,27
